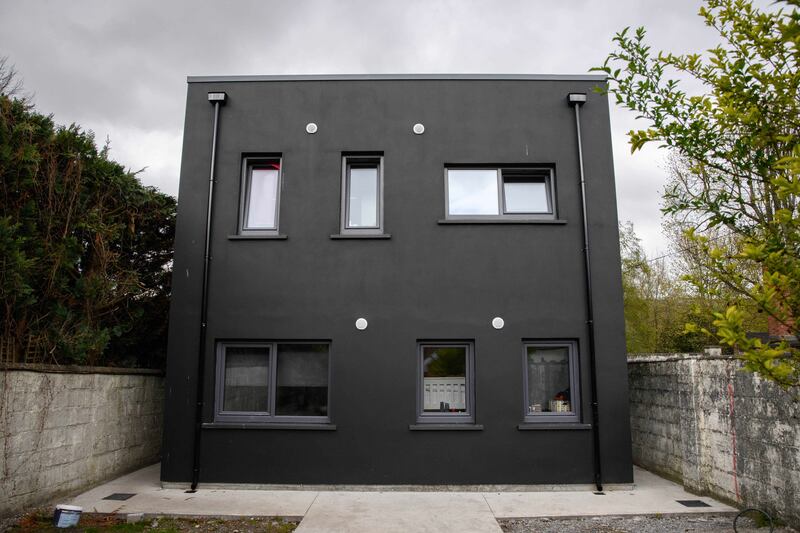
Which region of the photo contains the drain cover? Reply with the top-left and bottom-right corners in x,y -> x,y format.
677,500 -> 711,507
103,493 -> 136,501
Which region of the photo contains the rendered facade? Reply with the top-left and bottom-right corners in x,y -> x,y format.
161,74 -> 633,487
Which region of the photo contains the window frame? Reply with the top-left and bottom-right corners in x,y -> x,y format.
214,340 -> 331,425
416,341 -> 476,425
340,154 -> 385,235
521,340 -> 581,424
444,166 -> 556,221
238,156 -> 283,236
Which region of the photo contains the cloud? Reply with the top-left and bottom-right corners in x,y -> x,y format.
1,0 -> 729,255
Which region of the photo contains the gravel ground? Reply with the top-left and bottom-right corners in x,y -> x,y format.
1,510 -> 299,532
498,513 -> 797,533
4,509 -> 796,532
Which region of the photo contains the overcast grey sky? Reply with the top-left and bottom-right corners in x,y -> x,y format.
1,0 -> 724,256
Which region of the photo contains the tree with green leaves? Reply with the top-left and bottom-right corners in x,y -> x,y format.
0,67 -> 175,367
597,0 -> 799,389
620,221 -> 717,353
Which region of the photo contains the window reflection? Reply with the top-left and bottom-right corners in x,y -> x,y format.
504,179 -> 549,213
245,166 -> 279,229
347,167 -> 379,227
422,346 -> 467,413
275,343 -> 329,416
223,346 -> 270,412
526,346 -> 572,414
447,169 -> 499,215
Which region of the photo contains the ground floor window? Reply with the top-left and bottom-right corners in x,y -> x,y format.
523,341 -> 580,423
215,341 -> 330,424
417,341 -> 475,424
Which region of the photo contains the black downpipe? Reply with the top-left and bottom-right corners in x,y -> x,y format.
569,94 -> 604,492
189,94 -> 225,492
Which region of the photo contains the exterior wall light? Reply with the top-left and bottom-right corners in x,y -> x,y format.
207,92 -> 227,104
355,318 -> 368,330
412,123 -> 425,135
567,93 -> 587,106
491,317 -> 505,330
306,122 -> 318,134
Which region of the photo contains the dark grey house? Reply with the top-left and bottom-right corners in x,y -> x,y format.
162,74 -> 633,488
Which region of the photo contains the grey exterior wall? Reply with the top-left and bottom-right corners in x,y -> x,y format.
628,354 -> 800,528
162,77 -> 632,485
0,365 -> 163,517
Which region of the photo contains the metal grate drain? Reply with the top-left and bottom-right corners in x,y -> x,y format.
102,493 -> 136,501
677,499 -> 711,507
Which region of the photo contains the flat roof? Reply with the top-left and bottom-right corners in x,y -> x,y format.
187,73 -> 606,83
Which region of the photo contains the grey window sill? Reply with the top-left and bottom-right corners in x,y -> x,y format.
517,423 -> 592,431
228,234 -> 288,240
409,424 -> 484,431
329,233 -> 392,239
203,422 -> 336,430
437,219 -> 567,225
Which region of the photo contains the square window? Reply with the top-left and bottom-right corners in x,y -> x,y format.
215,341 -> 330,424
523,341 -> 580,423
445,167 -> 555,220
239,157 -> 282,234
446,169 -> 500,215
417,342 -> 475,424
341,155 -> 384,234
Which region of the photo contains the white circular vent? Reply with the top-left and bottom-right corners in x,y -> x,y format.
491,317 -> 505,330
306,122 -> 318,134
412,123 -> 425,135
355,318 -> 368,330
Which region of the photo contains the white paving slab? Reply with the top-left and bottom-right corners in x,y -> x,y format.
483,467 -> 737,518
295,492 -> 502,533
70,464 -> 316,518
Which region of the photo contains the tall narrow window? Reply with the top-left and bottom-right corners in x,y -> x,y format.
240,157 -> 281,234
523,341 -> 580,423
417,342 -> 475,424
215,341 -> 330,424
341,155 -> 384,234
445,167 -> 556,220
222,345 -> 270,414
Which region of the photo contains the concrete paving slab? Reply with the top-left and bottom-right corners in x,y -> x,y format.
67,463 -> 737,532
70,464 -> 315,518
295,492 -> 502,533
484,467 -> 737,518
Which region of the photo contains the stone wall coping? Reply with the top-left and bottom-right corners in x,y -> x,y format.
627,353 -> 737,364
0,362 -> 164,376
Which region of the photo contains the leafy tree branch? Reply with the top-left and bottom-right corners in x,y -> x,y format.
597,0 -> 799,389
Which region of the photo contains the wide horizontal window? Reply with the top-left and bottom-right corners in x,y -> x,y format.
523,341 -> 580,423
215,341 -> 330,424
445,167 -> 555,220
417,342 -> 475,424
239,157 -> 282,234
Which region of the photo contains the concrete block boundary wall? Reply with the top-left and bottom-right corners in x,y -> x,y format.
0,363 -> 164,517
628,354 -> 799,528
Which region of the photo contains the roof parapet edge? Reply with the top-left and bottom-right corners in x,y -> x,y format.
187,73 -> 607,83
